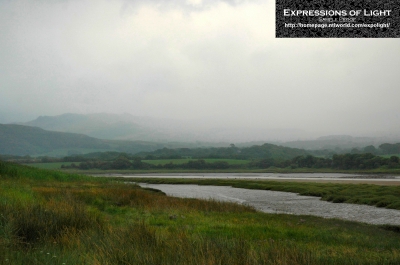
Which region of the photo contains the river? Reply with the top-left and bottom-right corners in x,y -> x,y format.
120,173 -> 400,225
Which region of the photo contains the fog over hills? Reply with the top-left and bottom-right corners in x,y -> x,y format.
16,113 -> 400,152
3,112 -> 400,157
1,1 -> 399,148
0,123 -> 220,157
19,113 -> 310,143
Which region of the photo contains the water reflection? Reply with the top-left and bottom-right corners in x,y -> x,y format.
138,183 -> 400,225
118,173 -> 400,183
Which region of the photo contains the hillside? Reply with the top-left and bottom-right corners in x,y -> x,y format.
19,113 -> 309,143
0,124 -> 180,156
137,143 -> 309,160
19,113 -> 207,142
21,113 -> 148,140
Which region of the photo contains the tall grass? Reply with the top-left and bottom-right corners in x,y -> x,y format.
0,161 -> 87,181
92,223 -> 317,265
1,161 -> 400,264
0,197 -> 103,246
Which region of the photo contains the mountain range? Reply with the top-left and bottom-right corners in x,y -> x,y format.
2,113 -> 399,157
0,123 -> 204,157
18,113 -> 309,142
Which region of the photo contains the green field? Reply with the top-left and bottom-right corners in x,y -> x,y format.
24,162 -> 75,169
1,161 -> 400,264
24,159 -> 250,170
142,158 -> 250,165
24,161 -> 400,175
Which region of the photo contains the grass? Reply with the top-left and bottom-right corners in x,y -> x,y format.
26,167 -> 400,177
20,156 -> 400,176
1,161 -> 400,264
32,148 -> 112,157
24,162 -> 75,169
0,161 -> 86,181
28,164 -> 400,175
142,158 -> 250,165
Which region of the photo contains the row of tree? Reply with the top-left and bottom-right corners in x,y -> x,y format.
62,152 -> 400,170
8,142 -> 399,164
251,153 -> 400,170
62,157 -> 235,170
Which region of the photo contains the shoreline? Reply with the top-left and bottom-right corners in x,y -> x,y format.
94,172 -> 400,185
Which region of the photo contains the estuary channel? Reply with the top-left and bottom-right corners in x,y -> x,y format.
120,173 -> 400,225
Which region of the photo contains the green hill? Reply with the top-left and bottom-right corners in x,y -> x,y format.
0,124 -> 177,156
0,124 -> 311,159
0,124 -> 109,156
137,143 -> 309,160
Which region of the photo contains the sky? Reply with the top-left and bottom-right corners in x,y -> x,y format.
1,0 -> 400,140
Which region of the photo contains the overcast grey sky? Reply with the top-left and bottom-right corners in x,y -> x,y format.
1,0 -> 399,138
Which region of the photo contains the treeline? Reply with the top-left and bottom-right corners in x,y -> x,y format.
252,153 -> 400,170
28,143 -> 310,163
341,143 -> 400,156
5,142 -> 400,163
136,143 -> 309,160
63,157 -> 235,170
68,143 -> 400,161
62,152 -> 400,171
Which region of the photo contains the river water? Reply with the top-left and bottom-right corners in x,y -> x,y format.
116,172 -> 400,184
127,173 -> 400,225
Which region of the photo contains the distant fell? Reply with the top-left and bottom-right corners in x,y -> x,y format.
19,113 -> 309,142
0,124 -> 188,156
0,124 -> 109,156
20,113 -> 217,142
21,113 -> 146,140
18,113 -> 400,148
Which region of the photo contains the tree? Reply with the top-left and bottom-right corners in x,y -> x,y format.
111,157 -> 132,169
363,145 -> 377,154
390,156 -> 400,163
379,143 -> 400,154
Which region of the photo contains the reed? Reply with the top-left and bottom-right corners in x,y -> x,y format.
1,162 -> 400,264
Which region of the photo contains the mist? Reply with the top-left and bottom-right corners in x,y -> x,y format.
1,0 -> 400,141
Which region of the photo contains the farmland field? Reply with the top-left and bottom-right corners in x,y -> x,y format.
142,158 -> 250,165
24,162 -> 75,169
26,159 -> 250,170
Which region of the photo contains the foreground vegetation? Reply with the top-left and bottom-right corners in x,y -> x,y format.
1,161 -> 400,264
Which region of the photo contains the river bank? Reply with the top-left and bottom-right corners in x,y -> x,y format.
96,172 -> 400,185
138,182 -> 400,225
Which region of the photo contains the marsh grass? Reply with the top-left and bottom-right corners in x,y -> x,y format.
0,161 -> 87,181
1,161 -> 400,264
